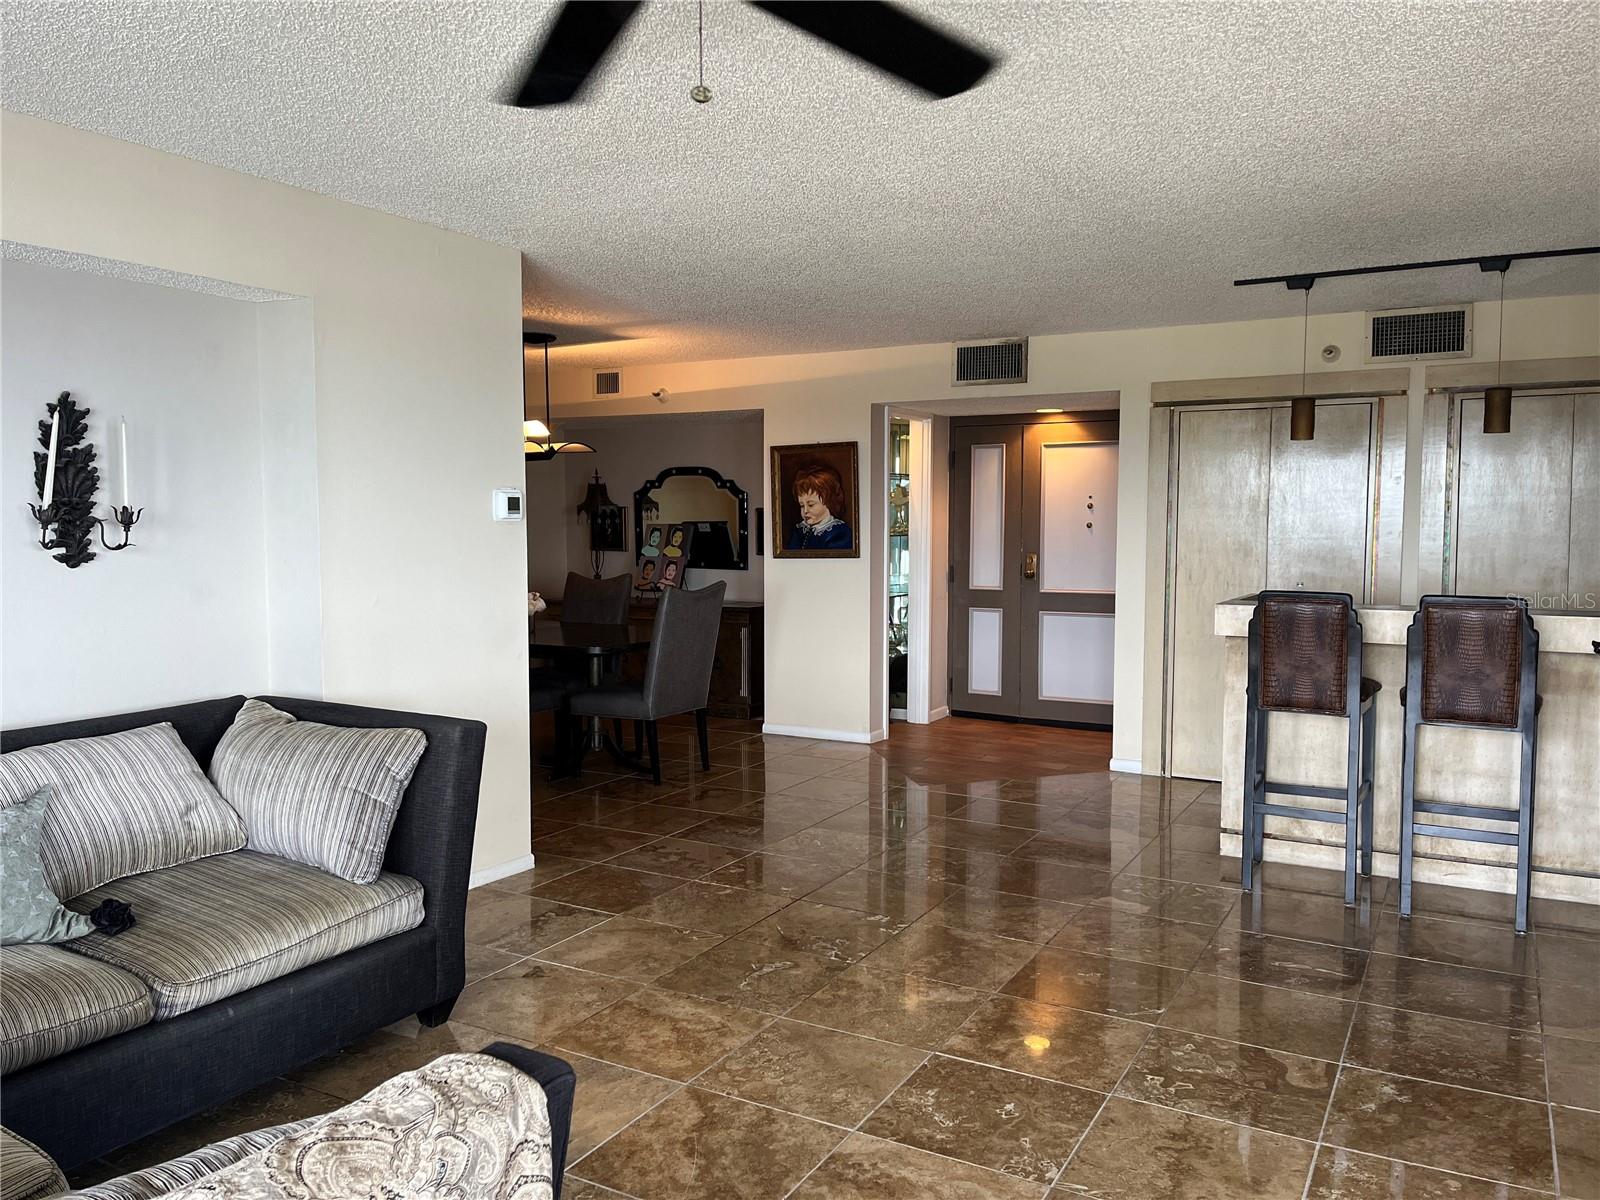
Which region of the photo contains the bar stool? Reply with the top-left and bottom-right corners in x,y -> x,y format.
1400,595 -> 1541,933
1242,592 -> 1379,906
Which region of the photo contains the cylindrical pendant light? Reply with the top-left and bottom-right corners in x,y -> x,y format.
1290,396 -> 1317,441
1482,266 -> 1513,435
1289,283 -> 1315,441
1482,386 -> 1513,435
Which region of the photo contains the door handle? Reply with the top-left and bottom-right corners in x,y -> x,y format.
1023,552 -> 1038,580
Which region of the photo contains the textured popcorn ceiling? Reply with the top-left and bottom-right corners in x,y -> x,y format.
3,1 -> 1597,366
1,241 -> 297,303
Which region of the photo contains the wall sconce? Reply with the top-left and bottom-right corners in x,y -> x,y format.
28,394 -> 141,566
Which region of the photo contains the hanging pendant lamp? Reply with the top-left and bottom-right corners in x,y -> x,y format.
1482,263 -> 1513,435
524,331 -> 595,461
1289,279 -> 1316,441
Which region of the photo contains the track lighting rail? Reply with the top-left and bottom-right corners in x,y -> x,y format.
1233,246 -> 1600,291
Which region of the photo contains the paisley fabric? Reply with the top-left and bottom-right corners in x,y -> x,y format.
66,1121 -> 318,1200
160,1053 -> 553,1200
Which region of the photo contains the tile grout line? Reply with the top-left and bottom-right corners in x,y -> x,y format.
1536,934 -> 1563,1199
1040,860 -> 1235,1194
1300,897 -> 1376,1200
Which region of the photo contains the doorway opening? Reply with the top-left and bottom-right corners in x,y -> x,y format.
948,410 -> 1119,730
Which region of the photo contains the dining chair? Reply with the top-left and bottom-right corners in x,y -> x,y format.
531,571 -> 634,694
530,673 -> 576,773
560,571 -> 633,624
568,581 -> 727,783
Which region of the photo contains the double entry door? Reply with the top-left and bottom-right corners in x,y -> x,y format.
950,414 -> 1119,725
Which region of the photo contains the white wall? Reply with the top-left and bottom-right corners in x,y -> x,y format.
1,258 -> 288,721
546,295 -> 1600,762
1,112 -> 531,877
550,411 -> 763,603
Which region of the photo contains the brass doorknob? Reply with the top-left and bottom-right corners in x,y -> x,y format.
1023,552 -> 1038,579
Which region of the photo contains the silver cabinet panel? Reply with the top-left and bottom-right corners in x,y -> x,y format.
1165,400 -> 1383,781
1455,393 -> 1575,598
1266,402 -> 1374,594
1168,407 -> 1271,780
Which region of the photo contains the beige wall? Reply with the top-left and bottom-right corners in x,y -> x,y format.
545,295 -> 1600,764
2,113 -> 532,878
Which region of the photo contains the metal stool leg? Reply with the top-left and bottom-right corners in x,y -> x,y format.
1343,702 -> 1361,906
1515,722 -> 1537,934
1360,701 -> 1376,878
1399,702 -> 1420,919
1241,696 -> 1260,892
1252,706 -> 1270,869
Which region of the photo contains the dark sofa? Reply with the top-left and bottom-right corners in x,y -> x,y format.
0,694 -> 503,1171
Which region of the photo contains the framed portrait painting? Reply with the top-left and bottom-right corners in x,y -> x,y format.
770,441 -> 860,559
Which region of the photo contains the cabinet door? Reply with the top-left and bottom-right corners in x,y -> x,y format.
1454,393 -> 1576,598
1167,408 -> 1272,780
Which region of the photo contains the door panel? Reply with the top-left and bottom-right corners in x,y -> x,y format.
949,425 -> 1023,715
1266,403 -> 1374,593
1168,408 -> 1272,780
967,608 -> 1006,695
1021,424 -> 1119,724
1039,442 -> 1119,593
1038,612 -> 1115,703
968,443 -> 1009,590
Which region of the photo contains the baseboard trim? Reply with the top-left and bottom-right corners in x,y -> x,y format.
470,853 -> 535,890
1108,757 -> 1143,774
927,707 -> 951,723
762,722 -> 882,744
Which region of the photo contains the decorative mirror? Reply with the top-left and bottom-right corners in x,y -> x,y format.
634,466 -> 749,570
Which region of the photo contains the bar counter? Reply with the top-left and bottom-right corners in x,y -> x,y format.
1215,596 -> 1600,903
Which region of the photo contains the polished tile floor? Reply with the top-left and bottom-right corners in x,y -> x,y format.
84,716 -> 1599,1198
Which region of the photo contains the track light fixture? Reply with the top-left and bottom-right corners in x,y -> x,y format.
1481,259 -> 1513,435
1289,278 -> 1315,442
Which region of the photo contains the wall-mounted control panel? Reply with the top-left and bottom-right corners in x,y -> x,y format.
492,487 -> 524,522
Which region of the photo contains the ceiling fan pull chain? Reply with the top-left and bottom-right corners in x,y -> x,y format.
691,1 -> 712,103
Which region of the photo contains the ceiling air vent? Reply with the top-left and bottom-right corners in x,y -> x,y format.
953,337 -> 1028,385
1364,305 -> 1472,362
592,369 -> 622,397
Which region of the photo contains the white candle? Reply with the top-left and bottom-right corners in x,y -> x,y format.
120,418 -> 130,508
40,408 -> 59,505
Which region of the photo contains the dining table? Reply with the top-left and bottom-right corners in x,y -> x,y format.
530,619 -> 652,776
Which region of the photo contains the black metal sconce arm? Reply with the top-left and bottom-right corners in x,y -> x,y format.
97,506 -> 143,551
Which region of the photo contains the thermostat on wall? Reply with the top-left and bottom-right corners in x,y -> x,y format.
492,488 -> 524,522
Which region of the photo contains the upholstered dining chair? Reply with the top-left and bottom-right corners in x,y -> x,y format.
560,570 -> 633,624
568,581 -> 727,784
530,571 -> 634,694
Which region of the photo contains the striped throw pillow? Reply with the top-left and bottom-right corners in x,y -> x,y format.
0,723 -> 246,901
208,700 -> 426,884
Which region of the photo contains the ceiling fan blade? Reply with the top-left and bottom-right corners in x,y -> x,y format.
750,1 -> 994,99
511,0 -> 644,107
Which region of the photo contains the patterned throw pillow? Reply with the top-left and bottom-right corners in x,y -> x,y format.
0,723 -> 246,901
208,700 -> 426,884
1,787 -> 93,945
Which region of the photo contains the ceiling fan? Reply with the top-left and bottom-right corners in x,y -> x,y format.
511,0 -> 997,107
